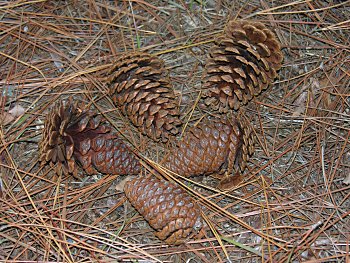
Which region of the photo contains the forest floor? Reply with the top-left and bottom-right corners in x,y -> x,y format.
0,0 -> 349,262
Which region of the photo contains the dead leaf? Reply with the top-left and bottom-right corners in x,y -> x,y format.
343,173 -> 350,185
0,173 -> 2,198
217,173 -> 244,191
0,105 -> 25,125
115,176 -> 134,192
49,51 -> 65,72
0,111 -> 14,125
292,91 -> 308,117
292,78 -> 318,117
9,105 -> 25,117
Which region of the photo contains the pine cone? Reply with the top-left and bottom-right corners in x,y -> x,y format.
39,100 -> 140,177
107,51 -> 182,142
124,175 -> 202,245
216,114 -> 255,190
202,20 -> 283,112
163,115 -> 254,190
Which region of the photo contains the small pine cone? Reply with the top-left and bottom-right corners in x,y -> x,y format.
107,51 -> 182,142
39,100 -> 140,177
163,116 -> 254,190
202,20 -> 283,112
124,175 -> 202,245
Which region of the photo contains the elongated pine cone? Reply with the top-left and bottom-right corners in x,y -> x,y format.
163,115 -> 254,190
202,20 -> 283,112
124,175 -> 202,245
39,100 -> 140,177
216,114 -> 255,190
107,51 -> 182,142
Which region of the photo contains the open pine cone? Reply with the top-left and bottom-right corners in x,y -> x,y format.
39,99 -> 140,177
163,115 -> 254,190
107,51 -> 182,143
202,20 -> 283,112
124,175 -> 202,245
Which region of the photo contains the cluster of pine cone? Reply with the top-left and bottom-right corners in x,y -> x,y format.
39,20 -> 283,245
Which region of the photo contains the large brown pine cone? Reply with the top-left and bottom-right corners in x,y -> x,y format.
39,100 -> 140,177
163,115 -> 254,190
202,20 -> 283,112
124,175 -> 202,245
107,51 -> 182,142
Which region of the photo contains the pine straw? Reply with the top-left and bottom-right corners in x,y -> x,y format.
0,0 -> 349,262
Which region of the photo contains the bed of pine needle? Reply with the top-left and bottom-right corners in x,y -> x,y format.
0,0 -> 349,262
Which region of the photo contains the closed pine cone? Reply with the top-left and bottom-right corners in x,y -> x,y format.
163,115 -> 254,190
39,99 -> 140,177
202,20 -> 283,112
107,51 -> 182,143
217,114 -> 255,190
124,175 -> 202,245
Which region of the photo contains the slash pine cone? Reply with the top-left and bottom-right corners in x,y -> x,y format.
39,99 -> 140,177
163,115 -> 254,191
124,175 -> 203,245
107,51 -> 182,143
202,20 -> 283,112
